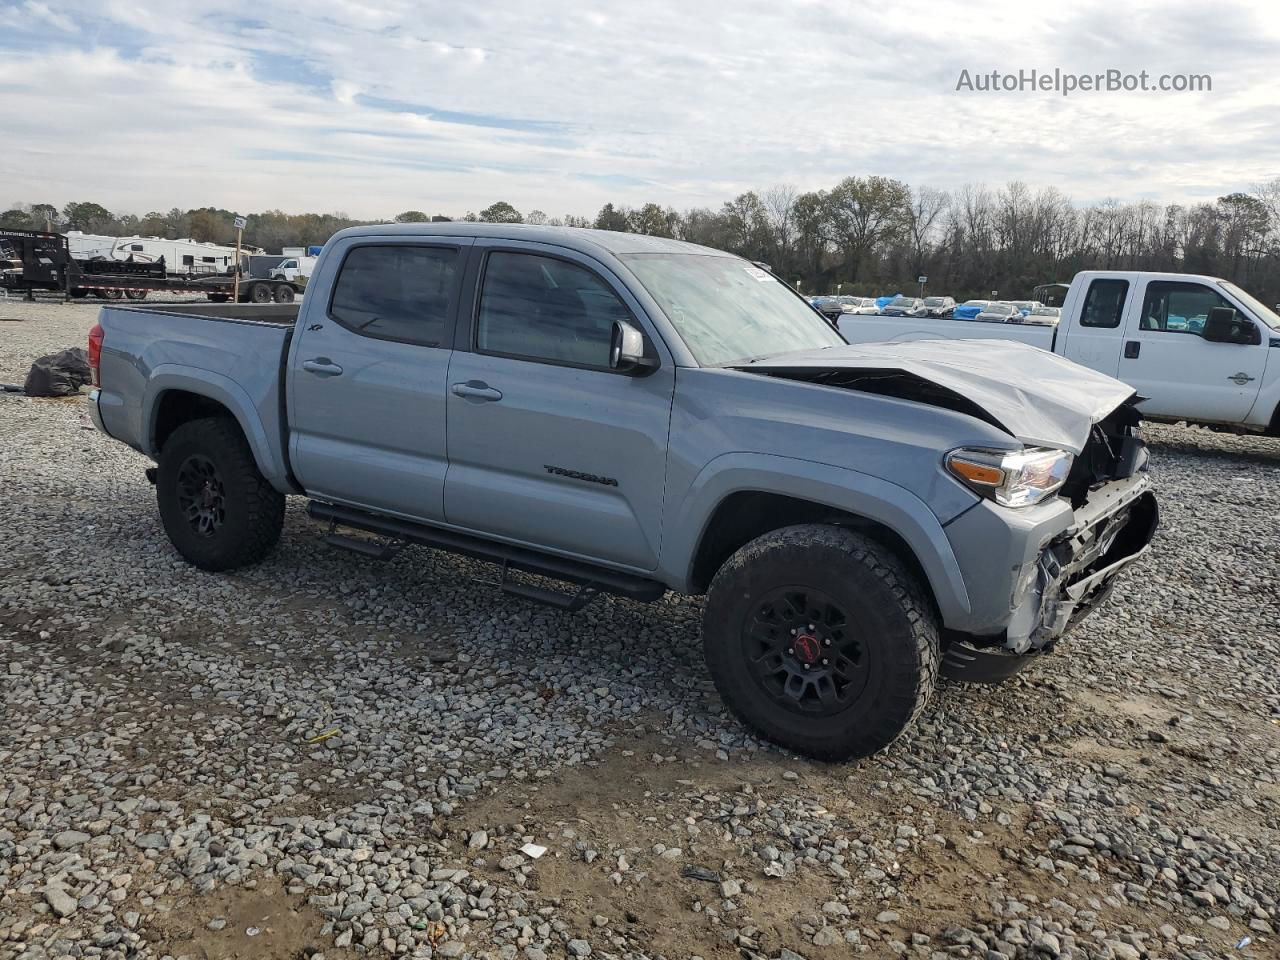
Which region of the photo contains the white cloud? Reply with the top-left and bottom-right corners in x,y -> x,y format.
1,0 -> 1277,218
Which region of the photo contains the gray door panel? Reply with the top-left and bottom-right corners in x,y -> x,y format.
290,331 -> 453,520
445,352 -> 673,569
443,241 -> 675,570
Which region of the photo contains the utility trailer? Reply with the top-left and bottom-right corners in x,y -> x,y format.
0,229 -> 301,304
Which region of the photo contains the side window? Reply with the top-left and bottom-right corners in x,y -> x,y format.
182,255 -> 194,266
476,251 -> 631,367
1141,281 -> 1242,336
330,245 -> 457,347
1079,278 -> 1128,328
130,244 -> 144,251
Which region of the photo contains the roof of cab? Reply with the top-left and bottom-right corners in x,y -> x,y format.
329,222 -> 732,258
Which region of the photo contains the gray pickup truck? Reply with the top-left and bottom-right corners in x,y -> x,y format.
87,223 -> 1158,759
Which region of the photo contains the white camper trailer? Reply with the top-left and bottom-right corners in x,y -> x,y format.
65,232 -> 118,260
104,237 -> 255,275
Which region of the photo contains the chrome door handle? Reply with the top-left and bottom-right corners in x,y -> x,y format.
1228,372 -> 1256,384
451,381 -> 503,401
301,358 -> 343,377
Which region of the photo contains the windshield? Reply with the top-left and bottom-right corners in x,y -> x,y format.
923,297 -> 945,306
622,253 -> 845,365
890,297 -> 914,306
1219,281 -> 1280,331
963,300 -> 985,306
985,303 -> 1012,313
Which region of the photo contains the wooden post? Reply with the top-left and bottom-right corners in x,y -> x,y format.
233,226 -> 243,302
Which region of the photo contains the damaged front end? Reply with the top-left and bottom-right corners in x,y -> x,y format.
944,405 -> 1159,682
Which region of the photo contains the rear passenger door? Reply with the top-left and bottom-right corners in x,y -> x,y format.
444,241 -> 675,571
1058,275 -> 1133,378
288,236 -> 471,521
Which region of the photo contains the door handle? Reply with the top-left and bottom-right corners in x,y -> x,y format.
301,358 -> 344,377
451,381 -> 503,402
1123,341 -> 1140,359
1228,372 -> 1256,384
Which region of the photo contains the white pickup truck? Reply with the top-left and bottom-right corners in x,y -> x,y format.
839,271 -> 1280,435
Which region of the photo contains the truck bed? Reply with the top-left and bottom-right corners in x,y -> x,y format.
93,303 -> 298,489
838,313 -> 1055,349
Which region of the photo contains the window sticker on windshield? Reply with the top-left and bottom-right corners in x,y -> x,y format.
743,266 -> 776,282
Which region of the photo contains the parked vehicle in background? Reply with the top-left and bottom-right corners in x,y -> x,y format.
882,296 -> 926,317
86,223 -> 1158,760
975,302 -> 1019,322
1009,300 -> 1042,317
837,296 -> 880,314
921,296 -> 956,318
874,294 -> 900,309
1026,306 -> 1061,325
1034,282 -> 1071,308
809,296 -> 845,322
270,256 -> 318,283
838,269 -> 1280,435
953,299 -> 988,320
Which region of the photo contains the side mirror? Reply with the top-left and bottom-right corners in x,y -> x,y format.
1203,306 -> 1257,345
609,320 -> 658,374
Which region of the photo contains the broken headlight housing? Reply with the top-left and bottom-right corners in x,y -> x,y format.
946,447 -> 1073,508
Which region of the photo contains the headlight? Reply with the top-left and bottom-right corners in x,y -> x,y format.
946,447 -> 1073,508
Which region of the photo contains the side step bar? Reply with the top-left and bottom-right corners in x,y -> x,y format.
307,500 -> 666,604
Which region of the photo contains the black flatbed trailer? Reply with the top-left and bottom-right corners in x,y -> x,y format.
0,229 -> 302,303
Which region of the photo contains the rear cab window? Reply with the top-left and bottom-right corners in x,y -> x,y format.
329,245 -> 459,347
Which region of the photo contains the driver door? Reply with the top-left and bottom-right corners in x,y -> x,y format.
1118,279 -> 1266,423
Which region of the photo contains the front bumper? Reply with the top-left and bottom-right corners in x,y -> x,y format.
941,473 -> 1158,679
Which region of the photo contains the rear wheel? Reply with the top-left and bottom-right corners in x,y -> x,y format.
702,524 -> 939,760
102,288 -> 123,300
249,282 -> 273,304
124,289 -> 148,301
273,283 -> 295,303
156,417 -> 285,571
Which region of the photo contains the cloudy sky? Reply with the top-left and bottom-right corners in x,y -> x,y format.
1,0 -> 1276,220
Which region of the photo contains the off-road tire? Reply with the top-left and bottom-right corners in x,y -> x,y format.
273,283 -> 295,303
156,417 -> 284,571
702,524 -> 940,760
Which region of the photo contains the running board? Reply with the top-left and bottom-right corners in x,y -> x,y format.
306,501 -> 666,604
501,577 -> 599,612
322,533 -> 401,561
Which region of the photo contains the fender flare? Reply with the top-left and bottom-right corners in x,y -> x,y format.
142,367 -> 292,488
663,452 -> 971,622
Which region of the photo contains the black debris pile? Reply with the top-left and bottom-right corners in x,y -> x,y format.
22,347 -> 92,397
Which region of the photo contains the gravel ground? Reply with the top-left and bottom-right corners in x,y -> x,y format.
1,300 -> 1278,960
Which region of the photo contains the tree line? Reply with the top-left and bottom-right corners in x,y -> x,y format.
7,178 -> 1280,303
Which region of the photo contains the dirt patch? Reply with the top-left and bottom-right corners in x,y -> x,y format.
145,878 -> 355,960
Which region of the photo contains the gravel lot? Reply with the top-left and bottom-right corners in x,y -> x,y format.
1,299 -> 1278,960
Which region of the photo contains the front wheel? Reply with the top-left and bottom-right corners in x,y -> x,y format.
702,524 -> 939,760
156,417 -> 285,571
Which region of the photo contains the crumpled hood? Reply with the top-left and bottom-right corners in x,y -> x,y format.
737,339 -> 1138,454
